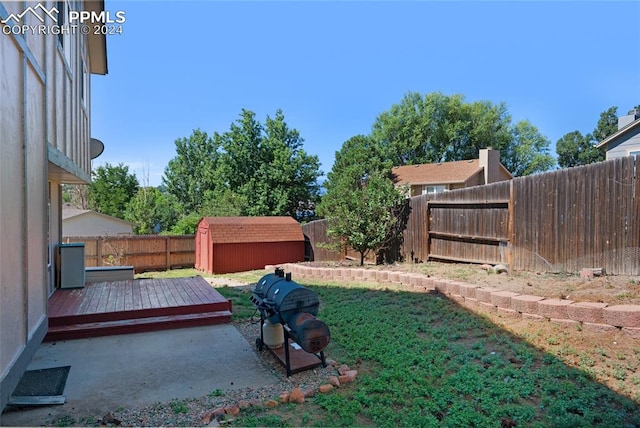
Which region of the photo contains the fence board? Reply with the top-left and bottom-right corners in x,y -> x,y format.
304,157 -> 638,275
63,235 -> 196,273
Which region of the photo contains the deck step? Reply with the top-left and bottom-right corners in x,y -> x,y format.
45,310 -> 233,342
48,301 -> 231,327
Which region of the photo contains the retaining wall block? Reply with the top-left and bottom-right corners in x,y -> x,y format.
462,297 -> 479,310
478,301 -> 498,314
475,287 -> 501,303
387,272 -> 400,283
398,272 -> 415,285
340,268 -> 353,279
449,294 -> 465,304
458,283 -> 478,299
415,276 -> 434,290
363,269 -> 377,281
375,271 -> 389,282
490,291 -> 520,309
433,279 -> 450,294
567,302 -> 608,324
538,299 -> 574,320
351,268 -> 364,279
603,305 -> 640,328
446,281 -> 461,296
511,294 -> 545,314
408,274 -> 423,287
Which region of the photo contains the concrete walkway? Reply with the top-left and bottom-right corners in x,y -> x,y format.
1,324 -> 277,426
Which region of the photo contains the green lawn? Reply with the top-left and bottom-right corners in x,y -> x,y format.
141,269 -> 640,427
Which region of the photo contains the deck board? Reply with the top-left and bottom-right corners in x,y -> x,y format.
46,276 -> 232,341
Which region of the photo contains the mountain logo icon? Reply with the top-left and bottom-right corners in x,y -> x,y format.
1,4 -> 59,25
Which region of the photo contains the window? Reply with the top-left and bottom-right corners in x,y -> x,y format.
629,150 -> 640,157
80,58 -> 88,107
421,185 -> 448,195
56,0 -> 71,65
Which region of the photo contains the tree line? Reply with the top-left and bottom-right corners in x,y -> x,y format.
64,93 -> 637,263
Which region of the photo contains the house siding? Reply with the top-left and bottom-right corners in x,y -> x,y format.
63,213 -> 133,237
0,0 -> 103,410
605,128 -> 640,160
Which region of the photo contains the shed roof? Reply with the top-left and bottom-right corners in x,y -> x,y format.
391,159 -> 483,185
200,216 -> 304,244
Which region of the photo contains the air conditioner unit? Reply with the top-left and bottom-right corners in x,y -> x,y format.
59,243 -> 85,289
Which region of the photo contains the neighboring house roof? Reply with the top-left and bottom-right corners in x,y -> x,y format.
62,208 -> 134,226
392,159 -> 484,186
200,216 -> 304,244
596,117 -> 640,149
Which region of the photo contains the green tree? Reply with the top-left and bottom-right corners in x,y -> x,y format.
502,120 -> 555,176
88,163 -> 139,219
216,109 -> 321,217
125,187 -> 179,235
168,213 -> 202,235
556,131 -> 602,168
163,129 -> 220,213
318,135 -> 406,266
593,106 -> 619,142
371,92 -> 513,165
371,91 -> 555,177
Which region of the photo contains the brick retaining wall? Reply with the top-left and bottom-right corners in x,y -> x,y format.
273,264 -> 640,338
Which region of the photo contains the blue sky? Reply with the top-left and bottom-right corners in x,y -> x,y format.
91,1 -> 640,187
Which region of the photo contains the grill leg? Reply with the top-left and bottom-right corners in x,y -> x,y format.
283,327 -> 292,377
319,350 -> 327,368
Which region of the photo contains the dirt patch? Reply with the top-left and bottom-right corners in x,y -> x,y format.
306,260 -> 640,305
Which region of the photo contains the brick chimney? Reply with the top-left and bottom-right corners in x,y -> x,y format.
478,148 -> 501,184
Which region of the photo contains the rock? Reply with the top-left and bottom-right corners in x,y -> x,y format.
265,399 -> 279,408
493,264 -> 509,274
289,387 -> 305,404
479,264 -> 493,271
318,384 -> 334,394
248,399 -> 263,407
238,400 -> 251,409
102,412 -> 121,426
302,387 -> 315,398
337,364 -> 350,375
279,392 -> 290,404
345,370 -> 358,382
338,375 -> 350,384
200,410 -> 215,425
326,358 -> 337,366
224,405 -> 240,416
329,376 -> 341,387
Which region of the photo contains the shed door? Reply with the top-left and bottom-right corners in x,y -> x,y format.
199,229 -> 209,272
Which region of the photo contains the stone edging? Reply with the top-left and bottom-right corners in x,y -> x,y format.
274,264 -> 640,339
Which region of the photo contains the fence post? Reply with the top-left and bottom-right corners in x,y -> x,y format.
425,200 -> 431,261
97,237 -> 102,266
166,236 -> 171,270
507,180 -> 515,269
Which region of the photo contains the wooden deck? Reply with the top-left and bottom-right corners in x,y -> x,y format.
46,276 -> 232,341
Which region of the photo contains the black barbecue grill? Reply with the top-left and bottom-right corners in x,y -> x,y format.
251,268 -> 331,375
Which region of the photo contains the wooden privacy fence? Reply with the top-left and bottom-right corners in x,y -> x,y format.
63,235 -> 195,273
303,156 -> 640,275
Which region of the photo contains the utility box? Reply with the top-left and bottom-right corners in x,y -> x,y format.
59,242 -> 85,289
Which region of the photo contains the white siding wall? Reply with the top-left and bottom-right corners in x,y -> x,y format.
0,0 -> 98,410
64,214 -> 134,237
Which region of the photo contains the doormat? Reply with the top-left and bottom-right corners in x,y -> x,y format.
12,366 -> 71,397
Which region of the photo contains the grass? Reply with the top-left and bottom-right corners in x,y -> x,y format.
213,275 -> 640,427
133,268 -> 640,426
